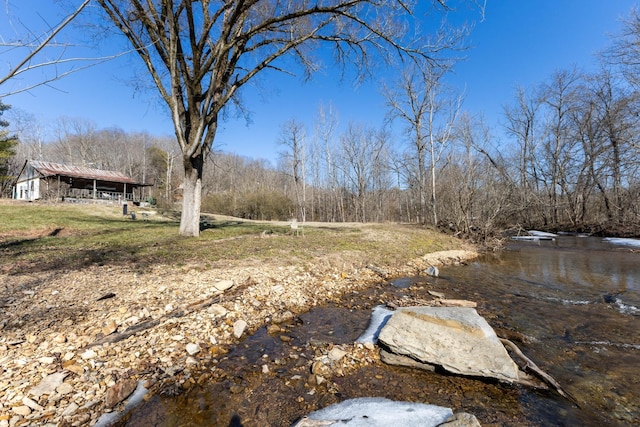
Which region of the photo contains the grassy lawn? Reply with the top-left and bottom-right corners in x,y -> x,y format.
0,201 -> 463,275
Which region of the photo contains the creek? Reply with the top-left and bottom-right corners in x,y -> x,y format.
118,236 -> 639,426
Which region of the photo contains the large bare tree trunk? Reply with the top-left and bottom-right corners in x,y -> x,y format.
179,154 -> 204,237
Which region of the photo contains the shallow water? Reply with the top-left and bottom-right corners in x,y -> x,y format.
118,236 -> 639,426
437,236 -> 640,426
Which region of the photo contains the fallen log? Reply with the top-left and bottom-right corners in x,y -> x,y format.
87,295 -> 221,348
500,338 -> 579,406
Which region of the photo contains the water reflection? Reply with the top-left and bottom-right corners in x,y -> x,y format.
439,236 -> 640,426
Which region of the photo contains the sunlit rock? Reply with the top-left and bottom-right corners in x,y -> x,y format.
233,319 -> 247,338
29,371 -> 69,398
214,280 -> 234,291
185,343 -> 200,355
440,412 -> 482,427
378,306 -> 520,383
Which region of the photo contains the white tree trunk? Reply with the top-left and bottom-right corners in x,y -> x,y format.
179,158 -> 203,237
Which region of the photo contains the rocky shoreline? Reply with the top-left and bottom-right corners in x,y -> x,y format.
0,241 -> 477,426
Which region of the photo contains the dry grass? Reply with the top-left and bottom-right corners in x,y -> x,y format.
0,200 -> 469,275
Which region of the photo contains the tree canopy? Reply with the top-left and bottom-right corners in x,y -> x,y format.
95,0 -> 470,236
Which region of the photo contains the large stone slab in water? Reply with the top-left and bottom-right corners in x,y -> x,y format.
378,306 -> 520,383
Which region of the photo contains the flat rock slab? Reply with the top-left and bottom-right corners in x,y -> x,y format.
378,306 -> 520,383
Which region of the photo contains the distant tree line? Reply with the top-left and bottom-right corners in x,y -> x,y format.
4,8 -> 640,242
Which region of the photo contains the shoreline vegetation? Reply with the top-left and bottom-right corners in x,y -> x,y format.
0,201 -> 478,426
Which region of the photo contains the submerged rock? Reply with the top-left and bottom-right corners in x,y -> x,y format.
378,306 -> 520,383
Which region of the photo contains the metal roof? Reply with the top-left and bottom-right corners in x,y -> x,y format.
29,161 -> 141,185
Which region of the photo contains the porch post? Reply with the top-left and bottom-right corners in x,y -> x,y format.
57,176 -> 61,201
93,180 -> 97,199
123,183 -> 127,201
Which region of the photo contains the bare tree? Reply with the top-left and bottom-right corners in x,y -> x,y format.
52,116 -> 98,166
338,122 -> 387,222
0,0 -> 99,97
313,102 -> 341,222
538,68 -> 581,225
606,6 -> 640,89
503,85 -> 544,226
94,0 -> 477,236
279,118 -> 307,222
588,69 -> 640,225
384,63 -> 462,225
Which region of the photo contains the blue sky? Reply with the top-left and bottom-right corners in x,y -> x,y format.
1,1 -> 637,163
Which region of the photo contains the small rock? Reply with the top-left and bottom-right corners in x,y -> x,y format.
73,413 -> 91,425
186,343 -> 200,356
102,320 -> 118,335
425,266 -> 439,277
29,371 -> 69,398
104,379 -> 138,409
440,412 -> 482,427
124,315 -> 140,325
328,347 -> 347,362
266,324 -> 281,335
213,280 -> 234,291
428,290 -> 446,299
61,402 -> 79,417
63,363 -> 84,375
311,361 -> 331,376
81,349 -> 97,360
262,364 -> 269,374
233,320 -> 247,338
21,397 -> 43,412
273,310 -> 294,323
11,406 -> 31,417
56,382 -> 74,395
209,304 -> 228,317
